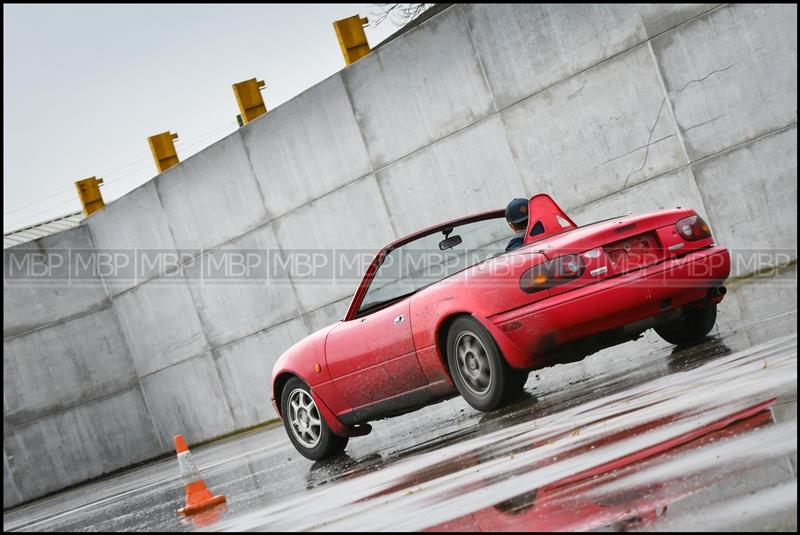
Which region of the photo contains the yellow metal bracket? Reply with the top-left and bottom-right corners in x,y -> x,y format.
148,131 -> 180,173
333,15 -> 371,65
232,79 -> 267,125
75,176 -> 105,216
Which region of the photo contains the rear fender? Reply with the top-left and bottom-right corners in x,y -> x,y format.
412,285 -> 544,381
430,311 -> 539,377
471,312 -> 542,370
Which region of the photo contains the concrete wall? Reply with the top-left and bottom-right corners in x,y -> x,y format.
3,3 -> 796,508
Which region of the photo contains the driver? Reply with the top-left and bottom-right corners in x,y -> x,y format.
505,198 -> 529,252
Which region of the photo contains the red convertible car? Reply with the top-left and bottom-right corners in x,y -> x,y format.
271,194 -> 731,459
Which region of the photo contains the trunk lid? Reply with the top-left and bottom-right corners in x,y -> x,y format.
509,208 -> 700,295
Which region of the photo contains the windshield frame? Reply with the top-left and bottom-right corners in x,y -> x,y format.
344,209 -> 505,321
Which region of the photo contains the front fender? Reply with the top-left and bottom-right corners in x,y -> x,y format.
270,323 -> 338,409
311,388 -> 371,437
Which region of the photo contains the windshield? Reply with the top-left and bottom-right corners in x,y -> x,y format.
357,216 -> 512,315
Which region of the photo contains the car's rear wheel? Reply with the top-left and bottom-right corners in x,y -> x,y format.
281,377 -> 348,460
654,303 -> 717,346
447,316 -> 528,412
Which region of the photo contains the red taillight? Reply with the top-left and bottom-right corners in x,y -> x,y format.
676,215 -> 712,241
520,254 -> 585,293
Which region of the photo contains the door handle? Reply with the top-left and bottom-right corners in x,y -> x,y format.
394,314 -> 405,324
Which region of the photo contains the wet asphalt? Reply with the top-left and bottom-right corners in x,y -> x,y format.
3,264 -> 797,532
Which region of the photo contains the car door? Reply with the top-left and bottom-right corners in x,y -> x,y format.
325,299 -> 428,410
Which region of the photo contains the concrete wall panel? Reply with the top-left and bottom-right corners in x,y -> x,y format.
569,167 -> 708,226
302,297 -> 350,333
155,131 -> 268,250
3,306 -> 137,427
652,3 -> 797,160
242,74 -> 372,217
343,6 -> 495,169
377,115 -> 526,237
86,181 -> 177,295
272,176 -> 396,312
213,317 -> 309,427
692,127 -> 797,274
501,45 -> 687,211
139,353 -> 234,445
112,279 -> 209,377
464,4 -> 720,110
4,387 -> 161,502
184,224 -> 301,348
3,450 -> 22,510
635,4 -> 722,37
465,4 -> 636,110
716,265 -> 797,339
3,225 -> 108,338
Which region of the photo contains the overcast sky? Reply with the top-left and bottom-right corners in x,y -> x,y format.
3,4 -> 400,233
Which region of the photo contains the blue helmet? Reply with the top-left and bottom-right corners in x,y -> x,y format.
505,198 -> 529,225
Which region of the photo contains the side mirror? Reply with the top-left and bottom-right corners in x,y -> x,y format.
439,235 -> 462,250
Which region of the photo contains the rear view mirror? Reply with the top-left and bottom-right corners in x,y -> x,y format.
439,235 -> 462,250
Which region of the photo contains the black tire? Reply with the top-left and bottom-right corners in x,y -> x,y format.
446,316 -> 528,412
654,303 -> 717,346
280,377 -> 348,460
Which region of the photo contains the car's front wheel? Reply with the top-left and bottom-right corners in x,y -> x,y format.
447,316 -> 528,412
280,377 -> 348,460
654,303 -> 717,346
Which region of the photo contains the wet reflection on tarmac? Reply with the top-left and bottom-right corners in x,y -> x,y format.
3,265 -> 796,532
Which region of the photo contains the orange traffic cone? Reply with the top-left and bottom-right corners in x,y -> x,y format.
174,434 -> 226,515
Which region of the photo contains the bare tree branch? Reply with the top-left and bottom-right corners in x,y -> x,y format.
372,3 -> 399,26
370,3 -> 435,27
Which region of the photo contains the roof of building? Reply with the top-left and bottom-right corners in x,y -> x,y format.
3,211 -> 84,249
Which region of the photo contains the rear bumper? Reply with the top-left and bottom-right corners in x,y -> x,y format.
491,247 -> 730,368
